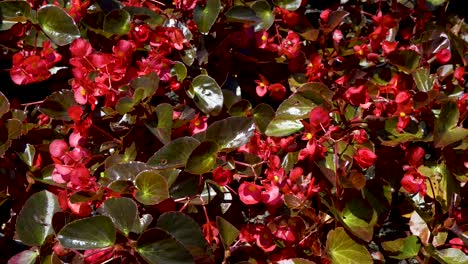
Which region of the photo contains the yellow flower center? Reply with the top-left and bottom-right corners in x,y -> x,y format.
306,133 -> 313,140
399,112 -> 406,117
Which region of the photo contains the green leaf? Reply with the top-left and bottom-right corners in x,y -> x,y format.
147,103 -> 173,144
16,143 -> 35,167
391,50 -> 420,73
0,0 -> 31,18
380,117 -> 425,146
253,103 -> 275,134
103,9 -> 131,35
296,82 -> 334,107
116,97 -> 136,114
16,190 -> 60,246
7,249 -> 39,264
97,197 -> 141,236
185,141 -> 219,174
137,228 -> 194,264
341,198 -> 377,242
277,259 -> 317,264
265,118 -> 303,137
434,100 -> 468,148
216,216 -> 239,247
225,6 -> 260,24
204,117 -> 255,150
193,0 -> 221,34
134,170 -> 170,205
0,91 -> 9,118
228,99 -> 252,117
0,119 -> 22,156
101,161 -> 151,186
413,68 -> 435,92
147,137 -> 200,169
131,73 -> 160,100
189,75 -> 224,116
123,143 -> 137,162
171,62 -> 187,82
156,212 -> 208,255
382,236 -> 421,259
276,94 -> 317,119
326,227 -> 373,264
273,0 -> 301,11
252,0 -> 274,31
37,5 -> 80,46
124,6 -> 165,27
38,90 -> 78,121
436,248 -> 468,264
57,216 -> 116,250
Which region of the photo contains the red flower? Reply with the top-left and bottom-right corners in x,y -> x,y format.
255,225 -> 276,252
306,53 -> 323,80
238,182 -> 263,205
202,221 -> 220,245
435,48 -> 451,64
354,148 -> 377,169
189,113 -> 208,134
382,41 -> 398,56
309,107 -> 331,132
454,66 -> 465,83
401,170 -> 426,196
255,75 -> 269,97
50,140 -> 69,158
212,167 -> 232,186
279,31 -> 301,58
345,85 -> 370,106
406,146 -> 425,168
353,129 -> 368,144
261,185 -> 283,208
269,83 -> 287,101
10,53 -> 51,85
353,44 -> 370,59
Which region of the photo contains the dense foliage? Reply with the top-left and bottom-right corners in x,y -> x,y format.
0,0 -> 467,263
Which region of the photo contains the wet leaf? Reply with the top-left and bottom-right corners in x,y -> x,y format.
57,216 -> 116,250
137,228 -> 194,264
147,137 -> 200,169
16,190 -> 60,246
194,0 -> 221,34
185,141 -> 219,174
326,227 -> 372,264
265,118 -> 303,137
216,216 -> 239,247
39,90 -> 77,121
205,117 -> 255,149
189,75 -> 224,116
103,9 -> 131,35
252,0 -> 274,31
273,0 -> 301,11
37,5 -> 80,46
134,170 -> 170,205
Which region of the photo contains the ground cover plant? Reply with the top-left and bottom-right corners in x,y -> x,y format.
0,0 -> 467,263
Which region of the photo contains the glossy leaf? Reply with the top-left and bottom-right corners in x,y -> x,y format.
194,0 -> 221,34
326,227 -> 372,264
124,6 -> 165,26
436,248 -> 468,264
147,137 -> 200,169
253,103 -> 275,134
171,62 -> 187,82
0,0 -> 31,19
296,82 -> 334,107
381,236 -> 421,259
101,161 -> 152,186
37,5 -> 80,46
97,197 -> 141,236
134,170 -> 170,205
277,259 -> 317,264
204,117 -> 255,150
276,94 -> 317,119
273,0 -> 301,11
216,216 -> 239,247
252,0 -> 274,31
185,141 -> 218,174
57,216 -> 116,250
38,90 -> 78,121
103,9 -> 131,35
156,212 -> 208,255
16,143 -> 35,167
228,99 -> 252,117
434,100 -> 468,148
16,190 -> 60,246
265,118 -> 303,137
0,91 -> 9,118
148,103 -> 173,144
225,6 -> 260,24
341,198 -> 377,242
189,75 -> 224,116
137,228 -> 194,264
413,68 -> 435,92
7,249 -> 39,264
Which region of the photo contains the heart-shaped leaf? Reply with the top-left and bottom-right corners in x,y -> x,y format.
38,90 -> 78,121
265,118 -> 303,137
273,0 -> 301,11
131,73 -> 160,100
101,161 -> 152,186
137,228 -> 194,264
189,75 -> 224,116
253,103 -> 275,134
57,216 -> 116,250
156,212 -> 208,255
147,137 -> 200,169
326,227 -> 372,264
185,141 -> 219,174
341,198 -> 377,242
216,216 -> 239,247
204,117 -> 255,149
97,197 -> 141,236
381,236 -> 421,259
16,190 -> 60,246
134,170 -> 170,205
103,9 -> 131,35
193,0 -> 221,33
37,5 -> 80,46
252,0 -> 274,31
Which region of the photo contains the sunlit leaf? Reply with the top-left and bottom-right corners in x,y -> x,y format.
225,6 -> 260,24
7,249 -> 39,264
276,94 -> 317,119
265,118 -> 303,137
253,103 -> 275,134
37,5 -> 80,46
273,0 -> 301,11
16,190 -> 60,246
436,248 -> 468,264
97,197 -> 141,236
341,198 -> 377,242
147,137 -> 200,169
103,9 -> 131,35
382,236 -> 421,259
0,91 -> 9,118
185,141 -> 218,174
16,143 -> 35,167
189,75 -> 224,116
204,117 -> 255,149
194,0 -> 220,33
413,67 -> 435,92
134,170 -> 170,205
57,216 -> 116,250
434,100 -> 468,148
101,161 -> 151,186
326,227 -> 372,264
38,90 -> 78,121
252,0 -> 274,31
216,216 -> 239,247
